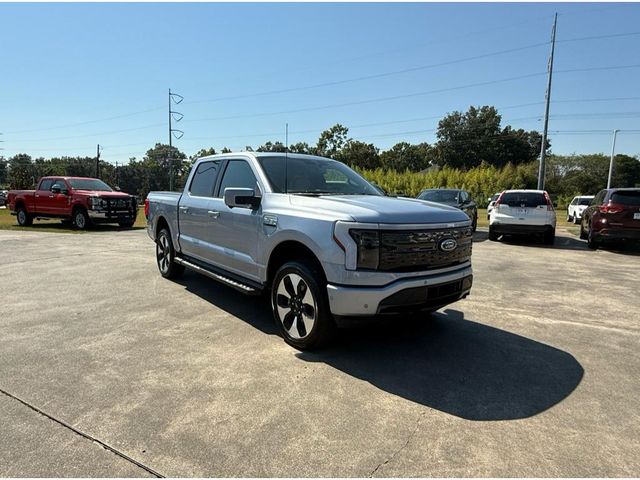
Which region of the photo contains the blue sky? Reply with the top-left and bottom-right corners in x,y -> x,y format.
1,2 -> 639,164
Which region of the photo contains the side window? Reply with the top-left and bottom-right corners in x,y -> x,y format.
189,161 -> 220,197
39,179 -> 54,191
217,160 -> 258,197
461,191 -> 469,203
593,190 -> 606,205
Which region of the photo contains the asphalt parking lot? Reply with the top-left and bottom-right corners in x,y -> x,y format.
1,228 -> 639,477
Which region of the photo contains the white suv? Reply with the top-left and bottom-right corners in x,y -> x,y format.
489,189 -> 557,245
567,195 -> 594,224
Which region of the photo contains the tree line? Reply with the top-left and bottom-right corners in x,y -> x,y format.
1,105 -> 638,208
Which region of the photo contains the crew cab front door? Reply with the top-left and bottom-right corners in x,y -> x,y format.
34,178 -> 55,214
206,158 -> 261,282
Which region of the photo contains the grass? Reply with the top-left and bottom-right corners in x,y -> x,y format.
0,205 -> 579,237
0,206 -> 146,233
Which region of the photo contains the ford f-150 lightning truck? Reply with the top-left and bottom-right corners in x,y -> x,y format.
146,152 -> 473,349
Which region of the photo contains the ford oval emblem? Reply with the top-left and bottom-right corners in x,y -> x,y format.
439,238 -> 458,252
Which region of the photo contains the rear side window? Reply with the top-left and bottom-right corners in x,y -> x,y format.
500,192 -> 546,207
189,161 -> 220,197
218,160 -> 258,196
578,198 -> 592,206
611,191 -> 640,206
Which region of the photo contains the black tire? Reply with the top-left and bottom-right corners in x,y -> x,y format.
544,228 -> 555,245
579,219 -> 588,240
587,225 -> 599,250
156,228 -> 184,279
16,206 -> 33,226
567,212 -> 573,223
271,260 -> 335,350
488,227 -> 499,241
573,215 -> 580,225
73,207 -> 91,230
119,220 -> 135,228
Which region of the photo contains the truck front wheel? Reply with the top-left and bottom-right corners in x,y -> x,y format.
16,206 -> 33,226
73,208 -> 91,230
156,228 -> 184,279
271,260 -> 334,350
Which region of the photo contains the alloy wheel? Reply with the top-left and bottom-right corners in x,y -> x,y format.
275,273 -> 317,340
156,234 -> 171,274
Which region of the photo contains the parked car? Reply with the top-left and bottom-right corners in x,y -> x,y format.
486,192 -> 501,219
146,152 -> 474,350
489,189 -> 557,245
580,188 -> 640,249
567,195 -> 594,224
7,176 -> 137,229
417,188 -> 478,231
0,190 -> 7,207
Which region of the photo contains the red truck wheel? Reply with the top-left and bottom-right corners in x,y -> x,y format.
16,207 -> 33,226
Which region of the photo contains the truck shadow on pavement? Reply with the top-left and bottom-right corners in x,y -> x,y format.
297,309 -> 584,421
176,272 -> 584,422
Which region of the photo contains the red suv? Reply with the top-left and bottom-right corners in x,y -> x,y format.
580,188 -> 640,249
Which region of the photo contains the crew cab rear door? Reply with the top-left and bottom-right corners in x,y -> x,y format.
178,160 -> 223,261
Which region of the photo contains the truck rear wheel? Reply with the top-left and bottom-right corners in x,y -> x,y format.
16,206 -> 33,226
271,260 -> 334,350
156,228 -> 184,279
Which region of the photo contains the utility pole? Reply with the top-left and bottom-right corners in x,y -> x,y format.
607,129 -> 620,188
96,144 -> 102,178
537,13 -> 557,191
168,89 -> 184,191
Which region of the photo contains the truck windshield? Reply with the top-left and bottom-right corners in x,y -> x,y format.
418,190 -> 459,203
67,179 -> 113,192
258,156 -> 380,196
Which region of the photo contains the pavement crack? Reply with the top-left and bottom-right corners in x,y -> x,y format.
368,410 -> 425,477
0,386 -> 164,478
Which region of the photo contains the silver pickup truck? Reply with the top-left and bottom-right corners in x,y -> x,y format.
146,152 -> 473,349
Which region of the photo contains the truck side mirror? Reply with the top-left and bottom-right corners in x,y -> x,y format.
51,186 -> 61,194
224,188 -> 260,209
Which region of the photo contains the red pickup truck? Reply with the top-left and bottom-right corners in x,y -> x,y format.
8,176 -> 137,229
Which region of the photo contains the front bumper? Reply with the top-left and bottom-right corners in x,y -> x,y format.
326,266 -> 473,316
88,210 -> 137,223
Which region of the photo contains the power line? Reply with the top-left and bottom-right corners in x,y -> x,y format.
557,30 -> 640,44
185,41 -> 550,106
3,106 -> 165,135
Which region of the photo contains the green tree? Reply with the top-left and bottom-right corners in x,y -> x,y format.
289,142 -> 312,154
0,157 -> 8,186
141,143 -> 188,193
380,142 -> 432,171
316,124 -> 349,159
256,141 -> 287,152
190,147 -> 216,162
435,106 -> 548,169
8,153 -> 37,189
338,140 -> 381,169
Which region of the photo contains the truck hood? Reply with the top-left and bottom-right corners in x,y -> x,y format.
289,194 -> 470,224
74,190 -> 133,198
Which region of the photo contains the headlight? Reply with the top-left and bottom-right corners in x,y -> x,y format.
349,229 -> 380,270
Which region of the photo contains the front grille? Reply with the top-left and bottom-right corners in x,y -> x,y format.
378,226 -> 472,272
106,198 -> 132,211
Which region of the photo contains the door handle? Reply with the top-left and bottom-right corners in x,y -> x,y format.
35,194 -> 40,198
208,210 -> 219,219
179,206 -> 189,213
49,195 -> 55,198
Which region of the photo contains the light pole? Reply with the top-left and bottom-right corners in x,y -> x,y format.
607,129 -> 619,189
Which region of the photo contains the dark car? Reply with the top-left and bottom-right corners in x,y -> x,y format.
417,188 -> 478,231
580,188 -> 640,249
